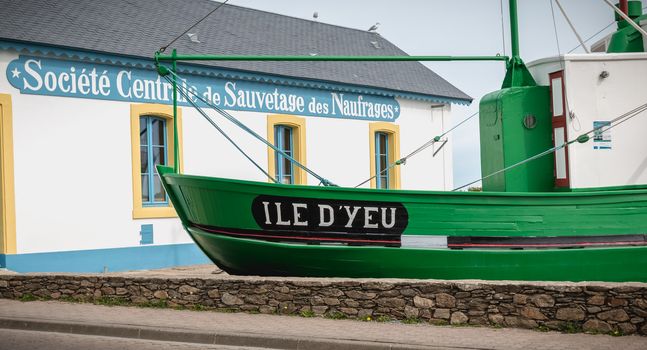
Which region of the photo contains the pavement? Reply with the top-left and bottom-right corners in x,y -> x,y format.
1,299 -> 646,350
2,265 -> 647,349
0,329 -> 267,350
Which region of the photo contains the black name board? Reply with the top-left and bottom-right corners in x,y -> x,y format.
251,195 -> 408,236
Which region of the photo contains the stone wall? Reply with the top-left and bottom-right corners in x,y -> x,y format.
1,275 -> 646,336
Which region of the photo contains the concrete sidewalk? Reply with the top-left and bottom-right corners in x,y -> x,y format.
0,300 -> 645,350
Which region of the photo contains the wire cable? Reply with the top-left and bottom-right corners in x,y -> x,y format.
163,68 -> 337,186
453,102 -> 647,191
567,21 -> 615,53
353,110 -> 480,188
549,0 -> 563,56
162,75 -> 279,183
159,0 -> 230,53
555,0 -> 590,53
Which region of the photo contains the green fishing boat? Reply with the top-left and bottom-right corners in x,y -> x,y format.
155,0 -> 647,282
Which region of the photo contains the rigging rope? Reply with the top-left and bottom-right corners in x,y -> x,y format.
565,4 -> 647,54
453,102 -> 647,191
549,0 -> 563,56
353,110 -> 480,188
159,0 -> 230,53
555,0 -> 591,53
163,68 -> 338,186
161,75 -> 278,183
567,21 -> 615,53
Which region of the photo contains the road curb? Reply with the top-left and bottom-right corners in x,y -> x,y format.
0,317 -> 439,350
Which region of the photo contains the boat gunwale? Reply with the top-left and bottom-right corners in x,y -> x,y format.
161,171 -> 647,199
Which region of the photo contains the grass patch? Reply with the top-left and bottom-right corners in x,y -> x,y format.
300,310 -> 315,318
375,315 -> 391,323
140,300 -> 169,309
609,329 -> 623,337
18,294 -> 38,302
325,311 -> 347,320
429,319 -> 449,326
94,296 -> 128,307
559,322 -> 581,334
537,325 -> 550,332
215,307 -> 236,313
402,317 -> 421,324
189,304 -> 209,311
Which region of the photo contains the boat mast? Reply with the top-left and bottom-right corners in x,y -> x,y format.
509,0 -> 520,58
172,49 -> 179,174
501,0 -> 536,88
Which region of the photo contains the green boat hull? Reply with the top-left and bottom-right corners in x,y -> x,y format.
158,166 -> 647,282
188,227 -> 647,281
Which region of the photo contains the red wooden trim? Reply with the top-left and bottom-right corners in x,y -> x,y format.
549,70 -> 570,188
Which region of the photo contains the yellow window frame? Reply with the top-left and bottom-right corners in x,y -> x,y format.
267,115 -> 307,185
0,94 -> 16,254
369,122 -> 401,189
130,103 -> 183,219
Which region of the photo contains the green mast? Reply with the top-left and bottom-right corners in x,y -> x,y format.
479,0 -> 553,193
172,49 -> 179,174
501,0 -> 536,88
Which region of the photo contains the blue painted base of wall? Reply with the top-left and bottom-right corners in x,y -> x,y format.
0,243 -> 210,273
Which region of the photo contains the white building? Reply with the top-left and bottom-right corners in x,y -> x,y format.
0,0 -> 470,272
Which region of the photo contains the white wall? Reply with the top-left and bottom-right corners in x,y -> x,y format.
528,53 -> 647,190
183,99 -> 452,190
563,54 -> 647,189
398,100 -> 452,191
1,50 -> 453,254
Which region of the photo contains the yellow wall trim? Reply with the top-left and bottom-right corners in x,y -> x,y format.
0,94 -> 16,254
130,104 -> 183,219
266,115 -> 307,185
369,122 -> 401,189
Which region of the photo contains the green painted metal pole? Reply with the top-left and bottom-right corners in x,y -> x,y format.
509,0 -> 520,58
172,49 -> 179,174
156,54 -> 509,62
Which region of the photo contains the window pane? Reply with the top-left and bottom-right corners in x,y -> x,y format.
379,154 -> 388,172
378,133 -> 388,155
274,125 -> 296,184
274,152 -> 281,179
379,176 -> 388,189
283,157 -> 293,184
152,146 -> 166,170
282,127 -> 292,152
551,77 -> 563,117
140,146 -> 149,174
140,117 -> 148,145
141,174 -> 150,202
554,127 -> 567,179
375,132 -> 390,189
153,176 -> 166,202
151,118 -> 165,146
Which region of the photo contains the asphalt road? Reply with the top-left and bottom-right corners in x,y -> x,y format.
0,329 -> 270,350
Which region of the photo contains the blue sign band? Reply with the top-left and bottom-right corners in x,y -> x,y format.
7,55 -> 400,121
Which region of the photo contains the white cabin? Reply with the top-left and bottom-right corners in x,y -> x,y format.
528,53 -> 647,190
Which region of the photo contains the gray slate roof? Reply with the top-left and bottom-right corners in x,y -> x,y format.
0,0 -> 471,103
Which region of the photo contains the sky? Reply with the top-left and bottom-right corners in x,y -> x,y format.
227,0 -> 621,187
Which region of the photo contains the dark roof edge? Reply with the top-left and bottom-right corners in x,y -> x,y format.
0,39 -> 472,105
